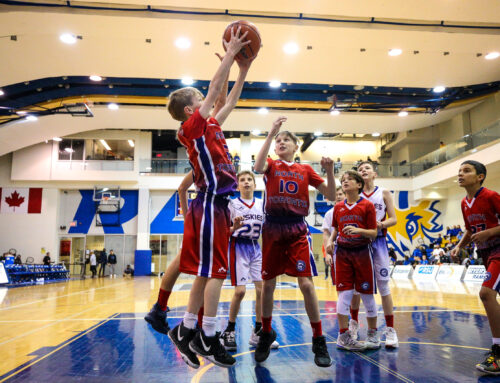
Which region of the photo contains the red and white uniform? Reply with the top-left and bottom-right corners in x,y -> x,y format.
332,198 -> 377,294
177,109 -> 237,279
461,187 -> 500,292
261,158 -> 324,280
322,206 -> 336,285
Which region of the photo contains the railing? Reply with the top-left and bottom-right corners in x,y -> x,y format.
55,160 -> 134,171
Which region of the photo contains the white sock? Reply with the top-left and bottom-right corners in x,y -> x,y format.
203,316 -> 217,337
183,312 -> 197,329
493,337 -> 500,345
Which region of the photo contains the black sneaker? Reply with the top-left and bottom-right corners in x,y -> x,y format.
144,303 -> 170,334
189,330 -> 236,367
254,328 -> 277,363
476,344 -> 500,375
221,330 -> 237,351
168,322 -> 200,369
312,335 -> 333,367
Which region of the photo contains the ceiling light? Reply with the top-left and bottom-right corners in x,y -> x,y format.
0,89 -> 4,96
128,139 -> 135,147
175,37 -> 191,50
485,52 -> 499,60
269,80 -> 281,88
108,103 -> 119,110
372,132 -> 381,137
251,130 -> 261,136
330,110 -> 340,116
181,77 -> 194,85
398,111 -> 408,117
388,48 -> 402,56
314,131 -> 323,137
60,33 -> 77,44
433,86 -> 446,93
64,147 -> 74,153
89,75 -> 102,81
26,115 -> 37,121
16,111 -> 27,116
258,108 -> 268,115
283,42 -> 299,55
100,139 -> 111,151
53,137 -> 63,141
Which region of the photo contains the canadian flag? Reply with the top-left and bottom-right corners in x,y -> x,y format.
0,188 -> 42,214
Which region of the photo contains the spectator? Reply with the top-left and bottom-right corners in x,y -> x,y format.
388,247 -> 397,265
251,154 -> 256,168
233,153 -> 240,172
90,251 -> 97,278
123,264 -> 134,279
420,255 -> 429,265
43,252 -> 51,266
446,226 -> 452,237
433,234 -> 443,247
98,248 -> 107,277
334,158 -> 342,174
403,255 -> 412,266
108,249 -> 117,278
14,254 -> 22,265
431,245 -> 445,264
412,246 -> 423,262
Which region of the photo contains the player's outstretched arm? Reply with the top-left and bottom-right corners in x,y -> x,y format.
380,189 -> 397,229
212,53 -> 230,118
253,116 -> 287,173
199,27 -> 249,119
316,157 -> 335,200
178,170 -> 194,217
215,58 -> 254,126
326,228 -> 338,255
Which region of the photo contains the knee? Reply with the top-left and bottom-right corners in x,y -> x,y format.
479,288 -> 495,303
298,278 -> 314,294
234,288 -> 246,301
262,280 -> 275,293
377,280 -> 391,297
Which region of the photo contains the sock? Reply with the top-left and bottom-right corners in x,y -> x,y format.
197,306 -> 204,327
202,316 -> 217,337
310,321 -> 323,338
183,312 -> 197,330
262,316 -> 272,333
350,308 -> 359,322
225,321 -> 236,332
157,288 -> 171,311
340,328 -> 348,334
370,327 -> 378,331
493,338 -> 500,345
254,322 -> 262,333
385,314 -> 394,328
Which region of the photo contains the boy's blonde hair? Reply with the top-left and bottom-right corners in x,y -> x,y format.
167,87 -> 204,121
237,170 -> 256,183
275,131 -> 299,146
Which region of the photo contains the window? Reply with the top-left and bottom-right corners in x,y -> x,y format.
58,139 -> 84,160
58,139 -> 134,161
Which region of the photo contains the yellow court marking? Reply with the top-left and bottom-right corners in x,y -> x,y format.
0,313 -> 121,383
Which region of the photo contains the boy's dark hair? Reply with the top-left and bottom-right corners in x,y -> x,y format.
167,87 -> 204,122
358,160 -> 376,172
275,131 -> 299,146
336,186 -> 343,192
237,170 -> 255,183
461,160 -> 487,185
341,170 -> 365,193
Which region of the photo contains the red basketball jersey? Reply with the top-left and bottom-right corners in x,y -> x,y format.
332,198 -> 377,247
263,158 -> 324,217
461,187 -> 500,250
177,109 -> 237,195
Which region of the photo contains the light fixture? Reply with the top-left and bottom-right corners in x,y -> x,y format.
258,107 -> 268,115
64,147 -> 74,153
269,80 -> 281,88
314,131 -> 323,137
100,139 -> 111,150
16,111 -> 27,116
128,139 -> 135,147
53,137 -> 63,141
26,115 -> 38,121
0,89 -> 4,96
433,86 -> 446,93
89,75 -> 102,81
485,52 -> 499,60
175,37 -> 191,50
372,132 -> 381,137
181,77 -> 194,85
251,130 -> 261,136
108,103 -> 119,110
330,110 -> 340,116
283,42 -> 299,55
388,48 -> 402,56
398,111 -> 408,117
60,33 -> 77,44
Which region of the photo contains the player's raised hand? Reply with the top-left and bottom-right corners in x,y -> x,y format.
320,157 -> 334,173
223,26 -> 250,57
269,116 -> 287,137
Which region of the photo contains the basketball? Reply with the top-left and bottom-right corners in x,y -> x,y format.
223,20 -> 261,62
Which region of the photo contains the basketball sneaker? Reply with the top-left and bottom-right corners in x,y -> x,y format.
336,330 -> 366,351
312,335 -> 333,367
254,328 -> 277,363
476,344 -> 500,375
365,328 -> 381,349
144,303 -> 170,334
168,322 -> 200,368
383,327 -> 399,348
221,330 -> 237,351
189,330 -> 236,368
349,319 -> 359,340
249,327 -> 280,349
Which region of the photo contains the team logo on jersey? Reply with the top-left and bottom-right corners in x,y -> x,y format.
484,271 -> 492,282
218,267 -> 227,273
361,282 -> 370,290
296,260 -> 306,272
380,268 -> 389,277
232,204 -> 245,212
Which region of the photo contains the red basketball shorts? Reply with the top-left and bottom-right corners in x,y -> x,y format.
334,244 -> 376,294
479,245 -> 500,293
180,192 -> 231,279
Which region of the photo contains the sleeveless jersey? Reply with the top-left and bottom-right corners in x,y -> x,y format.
361,186 -> 387,236
332,198 -> 377,248
229,198 -> 264,240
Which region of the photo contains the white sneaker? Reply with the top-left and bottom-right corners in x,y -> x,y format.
349,319 -> 359,340
249,327 -> 279,349
384,327 -> 399,348
336,330 -> 366,351
365,328 -> 381,349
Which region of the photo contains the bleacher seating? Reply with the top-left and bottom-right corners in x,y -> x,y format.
4,264 -> 69,286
